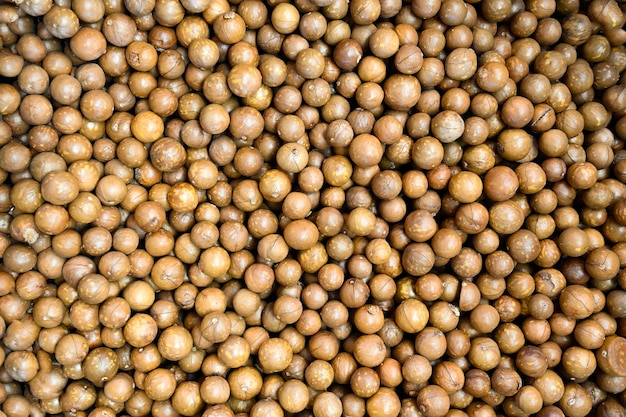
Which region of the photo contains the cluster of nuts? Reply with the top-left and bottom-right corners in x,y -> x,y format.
0,0 -> 625,416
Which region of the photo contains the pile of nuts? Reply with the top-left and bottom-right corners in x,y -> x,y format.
0,0 -> 625,416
